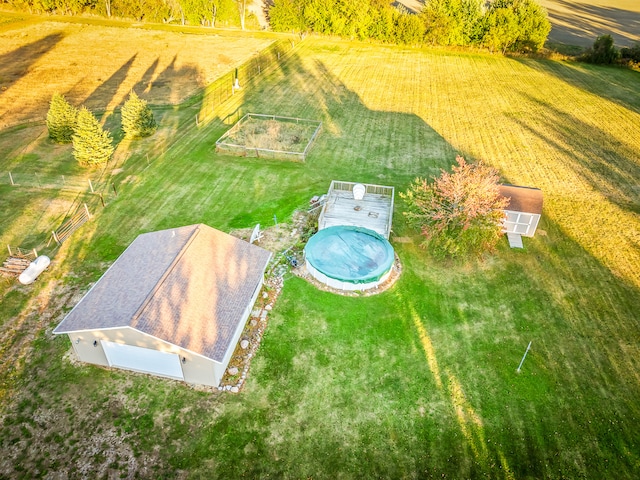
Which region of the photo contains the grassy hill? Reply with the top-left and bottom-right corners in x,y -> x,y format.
0,27 -> 639,479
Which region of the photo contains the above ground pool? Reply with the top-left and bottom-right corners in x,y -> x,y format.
304,225 -> 395,291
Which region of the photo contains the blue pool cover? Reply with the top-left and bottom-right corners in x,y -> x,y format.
304,226 -> 394,284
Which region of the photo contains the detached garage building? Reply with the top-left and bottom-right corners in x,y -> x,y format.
53,224 -> 271,387
499,184 -> 543,248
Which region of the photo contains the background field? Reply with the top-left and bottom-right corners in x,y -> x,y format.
0,15 -> 275,128
0,12 -> 640,480
540,0 -> 640,47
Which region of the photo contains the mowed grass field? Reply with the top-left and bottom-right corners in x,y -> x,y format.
0,14 -> 275,128
1,22 -> 640,480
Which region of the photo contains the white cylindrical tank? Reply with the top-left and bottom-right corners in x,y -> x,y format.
352,183 -> 366,200
18,255 -> 51,285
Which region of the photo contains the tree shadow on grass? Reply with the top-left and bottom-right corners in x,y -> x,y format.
81,54 -> 137,114
494,214 -> 640,477
0,32 -> 64,125
213,49 -> 457,193
512,92 -> 640,214
544,0 -> 640,48
513,56 -> 640,117
0,32 -> 64,97
132,57 -> 160,96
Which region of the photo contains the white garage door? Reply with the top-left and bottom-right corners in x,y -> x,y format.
101,340 -> 184,380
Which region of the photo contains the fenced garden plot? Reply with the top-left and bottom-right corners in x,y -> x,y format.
215,114 -> 322,162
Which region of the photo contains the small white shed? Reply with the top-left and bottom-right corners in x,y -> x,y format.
499,184 -> 543,248
53,224 -> 271,387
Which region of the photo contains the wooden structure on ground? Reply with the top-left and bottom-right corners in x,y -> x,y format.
499,184 -> 543,249
318,181 -> 395,239
49,204 -> 91,246
0,246 -> 38,278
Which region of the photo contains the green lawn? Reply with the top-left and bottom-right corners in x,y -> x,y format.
1,37 -> 639,479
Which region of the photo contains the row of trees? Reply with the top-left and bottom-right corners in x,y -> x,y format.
270,0 -> 551,52
3,0 -> 253,28
46,92 -> 156,167
4,0 -> 550,51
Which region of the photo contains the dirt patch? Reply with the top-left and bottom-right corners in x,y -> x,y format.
229,209 -> 313,254
230,222 -> 300,254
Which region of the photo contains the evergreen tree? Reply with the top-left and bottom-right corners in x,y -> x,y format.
121,91 -> 157,139
46,93 -> 78,144
401,156 -> 509,258
582,35 -> 620,64
72,107 -> 114,167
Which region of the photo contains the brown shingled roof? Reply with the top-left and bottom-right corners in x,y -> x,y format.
499,184 -> 543,215
53,224 -> 272,362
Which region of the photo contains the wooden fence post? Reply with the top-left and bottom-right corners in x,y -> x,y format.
83,203 -> 91,219
88,179 -> 94,193
52,231 -> 59,245
9,172 -> 15,185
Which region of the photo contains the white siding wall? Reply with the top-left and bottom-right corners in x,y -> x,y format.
67,328 -> 219,387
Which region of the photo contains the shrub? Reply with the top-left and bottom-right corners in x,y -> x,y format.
396,13 -> 426,45
481,0 -> 551,53
620,43 -> 640,63
581,34 -> 620,64
423,0 -> 484,46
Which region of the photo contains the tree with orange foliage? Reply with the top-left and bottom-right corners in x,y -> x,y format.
401,156 -> 508,258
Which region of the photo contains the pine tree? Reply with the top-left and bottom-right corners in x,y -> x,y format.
72,107 -> 114,167
121,91 -> 157,139
46,93 -> 78,144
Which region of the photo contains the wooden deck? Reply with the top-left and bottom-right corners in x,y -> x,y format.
318,182 -> 394,238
